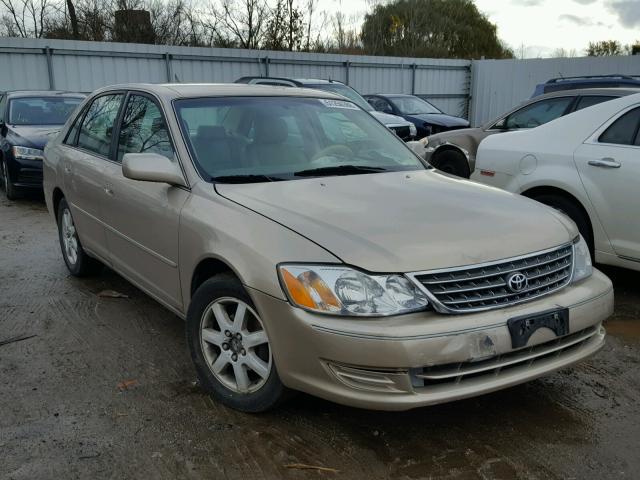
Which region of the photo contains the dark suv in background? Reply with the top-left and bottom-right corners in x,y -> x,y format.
531,74 -> 640,97
235,76 -> 417,141
0,90 -> 84,199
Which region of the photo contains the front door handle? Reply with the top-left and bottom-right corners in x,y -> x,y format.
104,184 -> 114,196
588,158 -> 621,169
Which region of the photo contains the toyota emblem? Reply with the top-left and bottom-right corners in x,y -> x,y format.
506,272 -> 528,292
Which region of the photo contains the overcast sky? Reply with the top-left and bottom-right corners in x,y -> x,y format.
323,0 -> 640,57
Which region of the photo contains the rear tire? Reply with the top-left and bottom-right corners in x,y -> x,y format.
186,274 -> 288,412
532,193 -> 594,257
431,149 -> 470,178
1,159 -> 19,200
56,197 -> 102,276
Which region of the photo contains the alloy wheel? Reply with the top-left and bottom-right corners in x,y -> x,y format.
200,297 -> 272,394
61,207 -> 79,266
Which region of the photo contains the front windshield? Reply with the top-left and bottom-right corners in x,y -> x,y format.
391,96 -> 441,115
307,84 -> 373,111
175,96 -> 425,183
9,96 -> 83,125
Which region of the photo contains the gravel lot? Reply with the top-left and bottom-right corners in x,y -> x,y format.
1,194 -> 639,480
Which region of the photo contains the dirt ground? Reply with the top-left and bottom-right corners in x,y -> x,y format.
1,194 -> 639,480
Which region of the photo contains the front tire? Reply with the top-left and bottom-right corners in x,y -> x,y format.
186,274 -> 287,412
431,149 -> 471,178
1,159 -> 18,200
56,198 -> 102,276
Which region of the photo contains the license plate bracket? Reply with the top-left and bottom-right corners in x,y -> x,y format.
507,308 -> 569,349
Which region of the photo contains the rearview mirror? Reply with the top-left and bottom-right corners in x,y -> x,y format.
122,153 -> 186,187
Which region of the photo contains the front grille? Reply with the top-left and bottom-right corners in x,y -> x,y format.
411,244 -> 574,313
411,326 -> 598,388
390,125 -> 412,140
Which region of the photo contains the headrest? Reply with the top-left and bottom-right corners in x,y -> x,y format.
197,125 -> 226,140
253,116 -> 288,144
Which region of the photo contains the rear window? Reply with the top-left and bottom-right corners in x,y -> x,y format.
9,96 -> 83,125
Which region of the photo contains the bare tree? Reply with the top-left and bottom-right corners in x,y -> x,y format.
0,0 -> 51,37
208,0 -> 267,49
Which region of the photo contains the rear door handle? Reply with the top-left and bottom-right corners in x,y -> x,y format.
104,184 -> 114,196
588,158 -> 621,169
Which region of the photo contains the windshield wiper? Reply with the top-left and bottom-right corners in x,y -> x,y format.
212,174 -> 285,184
294,165 -> 388,177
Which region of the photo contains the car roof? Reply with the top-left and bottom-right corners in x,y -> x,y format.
91,83 -> 347,100
5,90 -> 86,98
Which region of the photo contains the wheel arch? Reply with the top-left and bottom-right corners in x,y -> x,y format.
521,185 -> 594,242
52,187 -> 65,217
190,257 -> 241,300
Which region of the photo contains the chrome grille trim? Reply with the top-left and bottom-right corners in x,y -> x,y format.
412,326 -> 597,387
407,243 -> 575,314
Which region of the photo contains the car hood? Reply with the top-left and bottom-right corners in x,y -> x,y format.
370,111 -> 411,127
429,127 -> 484,145
7,125 -> 63,150
216,170 -> 577,273
407,113 -> 470,128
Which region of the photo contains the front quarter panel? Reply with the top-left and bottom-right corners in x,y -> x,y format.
179,183 -> 341,307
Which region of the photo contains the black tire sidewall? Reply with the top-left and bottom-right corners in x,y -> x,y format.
1,159 -> 18,200
434,150 -> 470,178
186,274 -> 286,413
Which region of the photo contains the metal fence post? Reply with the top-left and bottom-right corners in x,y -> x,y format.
164,53 -> 173,82
411,63 -> 417,95
44,46 -> 55,90
263,56 -> 270,77
344,61 -> 350,85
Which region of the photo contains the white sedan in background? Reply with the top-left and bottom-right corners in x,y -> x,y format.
472,92 -> 640,272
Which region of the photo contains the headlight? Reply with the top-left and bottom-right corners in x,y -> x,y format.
572,235 -> 592,283
408,123 -> 417,137
419,136 -> 429,146
278,264 -> 429,316
12,146 -> 44,160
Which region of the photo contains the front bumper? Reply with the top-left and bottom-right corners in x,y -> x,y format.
8,156 -> 43,188
250,269 -> 613,411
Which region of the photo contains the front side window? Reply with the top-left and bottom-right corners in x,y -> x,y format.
598,107 -> 640,146
174,96 -> 424,182
389,96 -> 440,115
8,96 -> 83,126
117,95 -> 174,162
77,94 -> 123,157
504,97 -> 573,129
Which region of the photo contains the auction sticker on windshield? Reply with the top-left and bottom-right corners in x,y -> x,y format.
318,99 -> 359,110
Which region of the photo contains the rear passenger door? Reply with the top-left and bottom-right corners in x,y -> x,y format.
574,105 -> 640,259
100,92 -> 189,311
61,93 -> 124,262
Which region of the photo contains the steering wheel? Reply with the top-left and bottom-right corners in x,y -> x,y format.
310,144 -> 353,163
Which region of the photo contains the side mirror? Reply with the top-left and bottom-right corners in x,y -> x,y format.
493,118 -> 507,130
122,152 -> 186,187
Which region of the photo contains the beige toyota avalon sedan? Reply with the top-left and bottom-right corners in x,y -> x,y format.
43,83 -> 613,412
